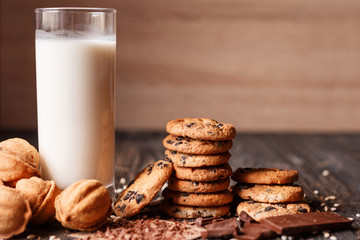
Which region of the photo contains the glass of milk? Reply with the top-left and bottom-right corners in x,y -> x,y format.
35,8 -> 116,189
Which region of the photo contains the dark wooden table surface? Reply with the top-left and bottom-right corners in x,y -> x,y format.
1,131 -> 359,239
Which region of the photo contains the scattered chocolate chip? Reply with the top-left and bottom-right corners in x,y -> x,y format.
163,163 -> 170,168
176,137 -> 184,141
166,140 -> 174,144
264,206 -> 276,212
136,194 -> 145,204
157,162 -> 164,167
181,155 -> 187,160
170,150 -> 177,155
182,193 -> 190,197
182,160 -> 186,165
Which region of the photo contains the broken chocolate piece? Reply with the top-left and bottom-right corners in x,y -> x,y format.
240,223 -> 276,239
259,212 -> 353,235
203,218 -> 239,238
238,211 -> 256,224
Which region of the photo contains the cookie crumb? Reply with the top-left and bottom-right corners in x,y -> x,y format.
324,206 -> 329,212
49,236 -> 56,240
329,236 -> 337,240
356,213 -> 360,218
322,170 -> 330,176
323,231 -> 330,238
331,207 -> 337,211
325,196 -> 336,201
333,203 -> 340,207
314,190 -> 319,195
27,234 -> 36,239
348,217 -> 354,221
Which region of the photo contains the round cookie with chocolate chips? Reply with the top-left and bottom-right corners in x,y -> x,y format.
163,135 -> 232,155
232,168 -> 299,185
233,184 -> 304,203
165,149 -> 231,167
167,177 -> 230,193
162,188 -> 233,207
166,118 -> 236,141
173,163 -> 233,182
236,201 -> 310,221
114,160 -> 173,218
161,200 -> 231,219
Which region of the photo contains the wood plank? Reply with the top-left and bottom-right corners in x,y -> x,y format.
1,0 -> 360,131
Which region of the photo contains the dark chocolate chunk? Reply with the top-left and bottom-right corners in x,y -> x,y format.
136,194 -> 145,204
127,180 -> 134,188
298,208 -> 308,213
147,165 -> 153,175
259,212 -> 354,235
174,141 -> 183,146
192,181 -> 199,186
186,122 -> 195,127
238,211 -> 256,224
123,191 -> 136,201
264,206 -> 276,212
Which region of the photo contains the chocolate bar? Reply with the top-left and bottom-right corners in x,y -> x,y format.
202,218 -> 239,238
259,212 -> 353,235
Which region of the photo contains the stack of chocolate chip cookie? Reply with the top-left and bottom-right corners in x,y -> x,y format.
161,118 -> 236,218
232,168 -> 311,221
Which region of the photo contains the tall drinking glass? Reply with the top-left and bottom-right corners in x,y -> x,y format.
35,8 -> 116,189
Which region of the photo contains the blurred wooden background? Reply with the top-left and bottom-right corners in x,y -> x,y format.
1,0 -> 360,132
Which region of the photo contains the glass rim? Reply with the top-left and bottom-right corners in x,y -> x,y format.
34,7 -> 116,14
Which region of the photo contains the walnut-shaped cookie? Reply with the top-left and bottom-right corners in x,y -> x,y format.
16,177 -> 61,225
0,186 -> 32,239
0,138 -> 40,187
55,179 -> 112,231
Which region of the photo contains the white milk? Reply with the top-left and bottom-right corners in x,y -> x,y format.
35,38 -> 115,189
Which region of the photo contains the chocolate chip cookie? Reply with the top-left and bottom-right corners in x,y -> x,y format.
163,135 -> 232,155
165,149 -> 231,167
162,188 -> 233,207
167,177 -> 230,193
233,184 -> 304,203
166,118 -> 236,140
173,163 -> 233,182
232,168 -> 299,184
236,201 -> 310,221
161,200 -> 231,219
114,160 -> 173,218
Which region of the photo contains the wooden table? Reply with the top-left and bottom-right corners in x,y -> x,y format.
1,131 -> 359,239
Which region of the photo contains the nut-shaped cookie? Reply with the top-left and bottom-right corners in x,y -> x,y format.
16,177 -> 61,225
55,179 -> 112,231
0,186 -> 32,239
0,138 -> 40,187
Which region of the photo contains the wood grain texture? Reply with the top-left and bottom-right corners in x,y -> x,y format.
0,131 -> 359,239
1,0 -> 360,131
